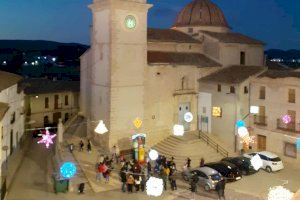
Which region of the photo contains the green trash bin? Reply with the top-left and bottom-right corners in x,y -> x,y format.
53,176 -> 69,193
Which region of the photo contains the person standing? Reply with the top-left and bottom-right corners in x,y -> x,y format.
79,140 -> 84,152
127,174 -> 134,193
169,170 -> 177,191
161,165 -> 170,190
147,161 -> 152,178
200,158 -> 205,167
190,174 -> 198,200
187,157 -> 191,168
87,140 -> 92,153
119,166 -> 127,192
216,178 -> 226,200
135,175 -> 141,192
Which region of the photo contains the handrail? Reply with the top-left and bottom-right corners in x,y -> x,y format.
198,131 -> 228,158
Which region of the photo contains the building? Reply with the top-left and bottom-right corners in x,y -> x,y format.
80,0 -> 265,150
250,69 -> 300,161
18,79 -> 80,128
0,71 -> 24,175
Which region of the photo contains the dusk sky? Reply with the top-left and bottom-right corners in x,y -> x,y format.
0,0 -> 299,50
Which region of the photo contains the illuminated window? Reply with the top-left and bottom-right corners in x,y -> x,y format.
259,86 -> 265,99
212,107 -> 222,117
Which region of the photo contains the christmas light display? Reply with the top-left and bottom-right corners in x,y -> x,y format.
268,186 -> 294,200
250,106 -> 259,114
149,149 -> 159,161
94,120 -> 108,134
173,124 -> 184,136
60,162 -> 77,179
146,177 -> 164,197
37,128 -> 56,148
297,138 -> 300,149
250,154 -> 263,171
282,115 -> 292,124
237,126 -> 249,138
184,112 -> 193,123
236,120 -> 246,128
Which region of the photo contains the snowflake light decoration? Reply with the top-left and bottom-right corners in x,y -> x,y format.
250,154 -> 263,171
60,162 -> 77,179
149,149 -> 159,161
146,177 -> 164,197
282,115 -> 292,124
237,127 -> 249,138
268,186 -> 294,200
173,124 -> 184,136
37,128 -> 56,148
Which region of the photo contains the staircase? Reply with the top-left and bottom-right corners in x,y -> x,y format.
152,132 -> 228,169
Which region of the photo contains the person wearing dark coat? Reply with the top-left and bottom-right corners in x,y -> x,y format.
216,178 -> 226,200
200,158 -> 205,167
187,157 -> 191,168
190,174 -> 198,200
120,167 -> 127,192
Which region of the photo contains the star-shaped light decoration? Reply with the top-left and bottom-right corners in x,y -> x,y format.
37,128 -> 56,148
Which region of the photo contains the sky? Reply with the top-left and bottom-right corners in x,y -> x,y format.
0,0 -> 299,50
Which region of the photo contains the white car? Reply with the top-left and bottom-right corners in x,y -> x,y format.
244,151 -> 284,173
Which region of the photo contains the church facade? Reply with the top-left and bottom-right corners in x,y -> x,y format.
80,0 -> 265,150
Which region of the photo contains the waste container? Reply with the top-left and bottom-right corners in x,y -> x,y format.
53,176 -> 69,193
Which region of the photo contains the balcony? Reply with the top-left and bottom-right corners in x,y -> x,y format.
277,119 -> 299,133
254,115 -> 267,126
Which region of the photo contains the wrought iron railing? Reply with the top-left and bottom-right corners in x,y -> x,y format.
277,119 -> 298,133
198,132 -> 228,158
254,115 -> 267,126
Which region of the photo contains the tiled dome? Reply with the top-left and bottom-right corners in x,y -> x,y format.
173,0 -> 229,28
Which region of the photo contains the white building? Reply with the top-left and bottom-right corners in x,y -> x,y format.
0,71 -> 24,171
18,79 -> 80,128
250,69 -> 300,161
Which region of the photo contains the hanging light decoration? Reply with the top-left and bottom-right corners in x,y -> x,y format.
37,128 -> 56,148
282,115 -> 292,124
237,126 -> 249,138
268,186 -> 294,200
236,120 -> 246,128
250,154 -> 263,171
60,162 -> 77,179
94,120 -> 108,134
173,124 -> 184,136
149,149 -> 159,161
184,112 -> 193,123
146,177 -> 164,197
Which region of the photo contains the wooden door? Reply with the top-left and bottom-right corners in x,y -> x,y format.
288,110 -> 296,130
257,135 -> 266,151
53,112 -> 61,125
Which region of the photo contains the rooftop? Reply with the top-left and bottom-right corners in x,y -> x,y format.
258,70 -> 300,79
148,51 -> 221,68
18,78 -> 80,95
0,102 -> 9,121
202,31 -> 264,45
199,65 -> 266,84
0,71 -> 23,92
148,28 -> 200,44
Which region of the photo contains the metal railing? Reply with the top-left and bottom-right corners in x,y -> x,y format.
198,131 -> 228,158
254,115 -> 267,126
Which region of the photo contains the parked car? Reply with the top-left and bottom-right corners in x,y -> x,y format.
204,161 -> 242,182
244,151 -> 284,173
222,156 -> 257,175
182,166 -> 223,191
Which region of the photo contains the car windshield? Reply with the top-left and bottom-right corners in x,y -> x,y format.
270,157 -> 281,162
209,174 -> 221,181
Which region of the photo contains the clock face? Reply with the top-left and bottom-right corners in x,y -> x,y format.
125,15 -> 136,29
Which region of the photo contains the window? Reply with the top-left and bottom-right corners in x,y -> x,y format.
65,95 -> 69,106
45,97 -> 49,108
244,86 -> 248,94
259,86 -> 266,99
44,116 -> 49,125
230,86 -> 235,94
188,28 -> 193,33
288,89 -> 295,103
65,113 -> 69,122
217,84 -> 221,92
240,51 -> 246,65
10,112 -> 15,124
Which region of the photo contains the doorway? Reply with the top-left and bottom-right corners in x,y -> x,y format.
54,95 -> 59,109
53,112 -> 61,125
178,102 -> 191,131
257,135 -> 266,151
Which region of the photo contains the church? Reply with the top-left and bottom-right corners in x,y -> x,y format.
80,0 -> 265,151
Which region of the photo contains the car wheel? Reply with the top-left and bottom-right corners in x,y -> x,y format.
204,184 -> 210,191
266,166 -> 272,173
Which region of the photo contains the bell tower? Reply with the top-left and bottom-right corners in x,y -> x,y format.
88,0 -> 152,149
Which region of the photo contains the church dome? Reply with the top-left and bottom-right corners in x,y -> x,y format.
173,0 -> 229,28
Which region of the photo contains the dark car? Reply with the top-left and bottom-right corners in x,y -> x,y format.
222,156 -> 257,175
204,161 -> 242,182
32,129 -> 44,138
